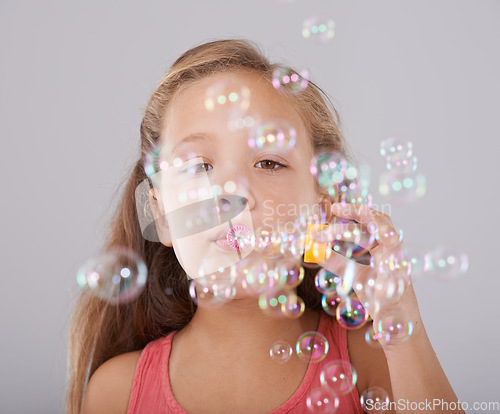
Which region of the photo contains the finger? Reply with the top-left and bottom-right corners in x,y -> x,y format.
330,203 -> 401,247
312,222 -> 378,250
320,250 -> 368,287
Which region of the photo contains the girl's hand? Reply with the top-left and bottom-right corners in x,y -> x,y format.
317,202 -> 423,350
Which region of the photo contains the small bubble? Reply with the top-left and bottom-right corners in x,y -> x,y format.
360,386 -> 390,414
248,119 -> 296,154
272,66 -> 309,94
296,331 -> 329,363
306,387 -> 339,413
270,341 -> 293,363
377,311 -> 413,345
302,16 -> 335,45
336,295 -> 368,330
320,360 -> 357,395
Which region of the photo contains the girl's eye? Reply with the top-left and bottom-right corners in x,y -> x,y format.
183,162 -> 213,175
255,160 -> 286,170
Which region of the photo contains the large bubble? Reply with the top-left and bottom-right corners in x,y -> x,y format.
76,247 -> 148,304
320,360 -> 357,395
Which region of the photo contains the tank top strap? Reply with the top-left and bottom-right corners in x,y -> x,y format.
128,331 -> 186,414
322,313 -> 365,414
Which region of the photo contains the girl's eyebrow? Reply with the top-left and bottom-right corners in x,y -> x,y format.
171,133 -> 214,155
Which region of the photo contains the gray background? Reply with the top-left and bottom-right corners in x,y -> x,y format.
1,0 -> 499,412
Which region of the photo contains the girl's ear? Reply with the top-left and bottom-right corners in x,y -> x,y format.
148,188 -> 173,247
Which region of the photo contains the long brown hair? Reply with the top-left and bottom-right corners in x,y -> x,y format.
66,39 -> 350,413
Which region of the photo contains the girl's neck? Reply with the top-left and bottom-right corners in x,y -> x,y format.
179,298 -> 320,351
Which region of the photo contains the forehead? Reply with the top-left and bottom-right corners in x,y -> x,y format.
161,70 -> 310,149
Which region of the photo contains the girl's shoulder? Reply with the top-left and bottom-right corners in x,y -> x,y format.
80,350 -> 143,414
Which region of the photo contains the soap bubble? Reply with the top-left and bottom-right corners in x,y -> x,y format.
204,80 -> 251,114
379,137 -> 413,158
144,144 -> 167,177
253,227 -> 282,258
315,268 -> 343,294
276,256 -> 304,287
320,360 -> 357,395
314,218 -> 375,260
279,226 -> 306,259
377,311 -> 413,345
226,224 -> 254,250
259,285 -> 293,316
302,16 -> 335,44
306,387 -> 339,413
248,119 -> 296,153
378,171 -> 427,204
375,219 -> 403,247
404,244 -> 430,280
296,331 -> 329,363
227,115 -> 255,132
310,152 -> 360,201
281,294 -> 305,319
321,291 -> 342,316
360,386 -> 390,414
189,267 -> 236,308
370,248 -> 411,282
310,151 -> 347,189
386,152 -> 418,174
77,248 -> 147,304
240,257 -> 278,295
428,245 -> 469,281
272,66 -> 309,94
270,341 -> 293,364
364,325 -> 390,348
336,294 -> 369,330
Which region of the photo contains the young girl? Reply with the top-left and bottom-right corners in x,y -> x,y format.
68,39 -> 463,414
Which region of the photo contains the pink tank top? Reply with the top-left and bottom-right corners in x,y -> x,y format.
128,312 -> 364,413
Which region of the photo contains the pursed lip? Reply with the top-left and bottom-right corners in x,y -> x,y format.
214,237 -> 236,251
211,225 -> 253,251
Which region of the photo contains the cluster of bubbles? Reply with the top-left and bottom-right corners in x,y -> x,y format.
314,267 -> 413,347
75,58 -> 468,414
378,137 -> 426,205
403,244 -> 469,281
310,151 -> 371,206
269,333 -> 330,365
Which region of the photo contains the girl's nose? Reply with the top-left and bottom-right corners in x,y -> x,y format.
215,195 -> 248,222
210,169 -> 256,211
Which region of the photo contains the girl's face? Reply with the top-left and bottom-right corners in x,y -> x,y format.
157,70 -> 323,280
